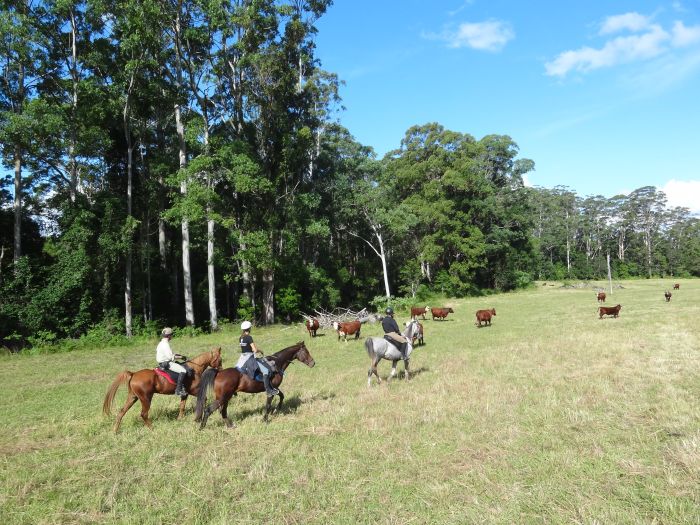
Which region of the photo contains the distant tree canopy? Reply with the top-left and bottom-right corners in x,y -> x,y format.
1,2 -> 698,345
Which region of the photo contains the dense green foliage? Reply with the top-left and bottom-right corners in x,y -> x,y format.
1,2 -> 698,345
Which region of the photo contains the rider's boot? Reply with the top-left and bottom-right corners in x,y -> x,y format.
262,373 -> 280,397
175,372 -> 187,397
400,341 -> 409,360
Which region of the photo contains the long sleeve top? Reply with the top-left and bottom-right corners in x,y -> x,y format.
156,338 -> 175,363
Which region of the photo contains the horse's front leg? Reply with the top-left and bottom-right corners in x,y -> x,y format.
388,360 -> 398,383
263,395 -> 274,423
273,391 -> 284,414
404,359 -> 410,381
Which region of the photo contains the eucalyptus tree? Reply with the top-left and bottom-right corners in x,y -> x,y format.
0,0 -> 45,265
628,186 -> 667,278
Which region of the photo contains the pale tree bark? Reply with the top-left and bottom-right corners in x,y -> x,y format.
68,7 -> 78,202
349,222 -> 391,298
262,268 -> 274,325
13,146 -> 22,265
176,103 -> 194,326
123,72 -> 136,338
173,7 -> 194,326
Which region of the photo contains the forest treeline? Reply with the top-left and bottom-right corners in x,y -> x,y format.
1,1 -> 698,345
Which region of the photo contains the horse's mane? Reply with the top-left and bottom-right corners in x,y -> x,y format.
269,341 -> 304,362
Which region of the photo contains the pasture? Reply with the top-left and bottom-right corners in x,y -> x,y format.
1,279 -> 699,524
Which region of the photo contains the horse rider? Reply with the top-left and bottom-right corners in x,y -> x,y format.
382,307 -> 408,360
156,327 -> 189,396
236,321 -> 279,397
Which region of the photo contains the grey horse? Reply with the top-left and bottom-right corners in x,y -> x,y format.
365,319 -> 421,386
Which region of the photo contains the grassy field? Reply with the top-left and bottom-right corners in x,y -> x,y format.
1,279 -> 699,524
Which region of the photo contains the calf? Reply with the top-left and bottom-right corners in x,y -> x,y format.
410,306 -> 429,320
475,308 -> 496,327
673,283 -> 680,290
431,307 -> 454,321
305,318 -> 320,337
664,291 -> 672,302
332,320 -> 362,342
597,292 -> 606,303
598,304 -> 622,319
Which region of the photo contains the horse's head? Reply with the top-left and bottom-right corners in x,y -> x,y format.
295,341 -> 315,368
403,320 -> 420,340
209,347 -> 223,369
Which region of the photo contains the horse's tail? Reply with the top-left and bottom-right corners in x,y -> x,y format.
102,371 -> 132,416
365,337 -> 375,360
195,367 -> 219,419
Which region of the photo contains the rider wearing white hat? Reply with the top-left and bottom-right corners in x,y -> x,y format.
156,327 -> 188,396
236,321 -> 279,397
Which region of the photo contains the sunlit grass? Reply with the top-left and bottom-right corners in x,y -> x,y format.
1,279 -> 699,524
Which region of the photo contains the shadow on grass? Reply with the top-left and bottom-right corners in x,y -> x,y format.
202,391 -> 336,423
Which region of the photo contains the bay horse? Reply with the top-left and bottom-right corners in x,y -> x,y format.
195,341 -> 315,429
102,347 -> 222,432
365,320 -> 420,386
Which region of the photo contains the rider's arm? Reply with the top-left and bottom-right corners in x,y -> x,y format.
250,342 -> 261,355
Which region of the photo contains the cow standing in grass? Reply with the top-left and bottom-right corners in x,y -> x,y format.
597,292 -> 606,303
598,304 -> 622,319
410,306 -> 429,320
431,307 -> 454,320
475,308 -> 496,327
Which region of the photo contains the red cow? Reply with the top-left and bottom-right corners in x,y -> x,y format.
431,307 -> 454,320
475,308 -> 496,327
405,321 -> 424,346
410,306 -> 429,320
332,320 -> 362,342
664,291 -> 672,302
597,292 -> 606,303
598,304 -> 622,319
673,283 -> 680,290
305,318 -> 320,337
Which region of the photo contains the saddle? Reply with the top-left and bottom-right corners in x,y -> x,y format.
383,335 -> 402,350
154,367 -> 178,384
236,356 -> 280,382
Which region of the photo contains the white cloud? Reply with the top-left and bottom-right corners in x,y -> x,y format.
661,179 -> 700,214
600,12 -> 652,35
545,13 -> 700,78
425,20 -> 514,52
450,21 -> 514,51
671,21 -> 700,47
545,25 -> 669,76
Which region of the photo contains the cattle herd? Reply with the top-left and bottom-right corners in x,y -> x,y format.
304,282 -> 683,342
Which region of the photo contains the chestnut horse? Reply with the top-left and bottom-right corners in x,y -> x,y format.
195,341 -> 315,429
103,347 -> 222,432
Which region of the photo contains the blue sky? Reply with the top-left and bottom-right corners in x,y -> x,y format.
314,1 -> 700,212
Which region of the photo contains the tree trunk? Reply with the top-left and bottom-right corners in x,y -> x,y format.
124,137 -> 133,338
176,103 -> 194,326
13,146 -> 22,265
607,252 -> 613,295
68,7 -> 78,203
207,215 -> 218,330
378,232 -> 391,298
262,268 -> 274,325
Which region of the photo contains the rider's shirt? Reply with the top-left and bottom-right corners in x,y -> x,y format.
382,316 -> 400,334
156,338 -> 175,363
239,334 -> 254,353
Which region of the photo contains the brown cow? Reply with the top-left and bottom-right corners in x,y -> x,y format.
405,320 -> 424,346
333,320 -> 362,342
431,307 -> 454,320
410,306 -> 429,320
597,292 -> 606,303
664,291 -> 672,302
673,283 -> 680,290
305,318 -> 320,337
598,304 -> 622,319
475,308 -> 496,327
